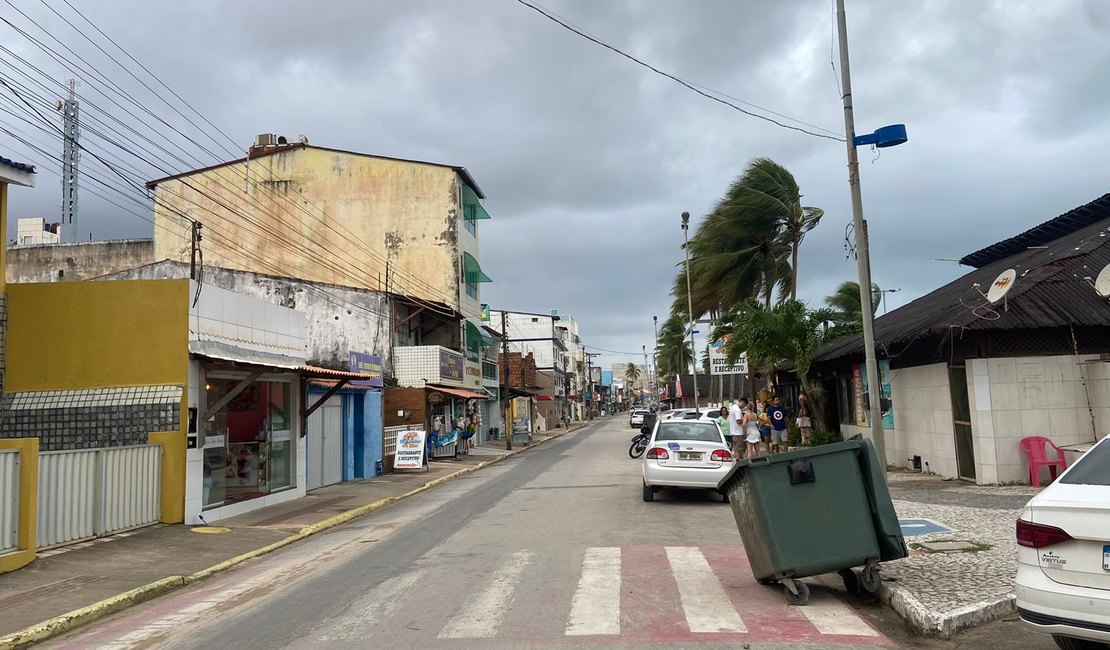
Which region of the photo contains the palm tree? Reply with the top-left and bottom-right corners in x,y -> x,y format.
624,362 -> 642,395
655,314 -> 694,380
825,280 -> 882,330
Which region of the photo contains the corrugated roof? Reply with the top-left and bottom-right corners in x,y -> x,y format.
145,143 -> 485,198
960,193 -> 1110,268
815,214 -> 1110,363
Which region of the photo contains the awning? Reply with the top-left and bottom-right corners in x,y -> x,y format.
507,387 -> 536,398
536,395 -> 553,401
300,365 -> 375,380
465,319 -> 493,347
189,340 -> 304,370
426,384 -> 488,400
462,186 -> 491,220
307,379 -> 376,391
462,252 -> 492,284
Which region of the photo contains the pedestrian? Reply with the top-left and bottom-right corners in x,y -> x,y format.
743,401 -> 762,458
766,396 -> 790,454
728,398 -> 748,458
797,393 -> 813,444
756,400 -> 773,455
715,405 -> 733,452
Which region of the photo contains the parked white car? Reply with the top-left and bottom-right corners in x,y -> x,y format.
629,409 -> 649,428
642,419 -> 734,502
1016,435 -> 1110,650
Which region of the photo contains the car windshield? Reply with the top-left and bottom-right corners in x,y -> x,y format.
1060,439 -> 1110,485
654,422 -> 722,443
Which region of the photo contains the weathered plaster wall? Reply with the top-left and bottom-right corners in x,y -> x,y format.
151,147 -> 464,312
6,239 -> 154,283
106,261 -> 391,372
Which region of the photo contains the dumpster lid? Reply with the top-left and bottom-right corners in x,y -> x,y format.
716,437 -> 866,490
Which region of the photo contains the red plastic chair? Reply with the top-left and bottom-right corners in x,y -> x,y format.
1019,436 -> 1068,487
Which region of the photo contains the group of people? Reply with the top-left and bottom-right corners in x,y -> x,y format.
713,394 -> 812,459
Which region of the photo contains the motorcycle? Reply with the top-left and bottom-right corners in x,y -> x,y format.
628,429 -> 649,458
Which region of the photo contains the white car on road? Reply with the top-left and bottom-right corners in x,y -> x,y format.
1016,434 -> 1110,650
642,419 -> 735,502
629,409 -> 649,428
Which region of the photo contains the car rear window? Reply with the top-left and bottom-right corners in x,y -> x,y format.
1060,439 -> 1110,485
654,423 -> 722,443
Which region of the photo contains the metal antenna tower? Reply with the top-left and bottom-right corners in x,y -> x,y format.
58,79 -> 80,242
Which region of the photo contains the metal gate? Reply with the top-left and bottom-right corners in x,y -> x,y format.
37,445 -> 162,549
1,449 -> 18,554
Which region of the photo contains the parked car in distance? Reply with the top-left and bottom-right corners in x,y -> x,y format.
629,409 -> 649,428
642,420 -> 734,503
1015,434 -> 1110,650
660,409 -> 691,421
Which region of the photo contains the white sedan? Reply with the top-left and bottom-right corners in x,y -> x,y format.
629,409 -> 649,428
1016,435 -> 1110,650
642,419 -> 735,502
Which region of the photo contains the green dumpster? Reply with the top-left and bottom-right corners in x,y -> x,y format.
716,435 -> 907,605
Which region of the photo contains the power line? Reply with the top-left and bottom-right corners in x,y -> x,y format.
513,0 -> 846,143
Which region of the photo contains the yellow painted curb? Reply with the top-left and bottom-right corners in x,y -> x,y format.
0,427 -> 593,650
0,576 -> 185,650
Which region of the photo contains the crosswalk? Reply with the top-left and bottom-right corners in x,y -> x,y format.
338,544 -> 886,646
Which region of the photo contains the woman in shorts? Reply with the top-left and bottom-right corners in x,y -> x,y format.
743,404 -> 762,458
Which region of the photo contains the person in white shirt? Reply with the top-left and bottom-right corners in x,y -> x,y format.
728,398 -> 748,458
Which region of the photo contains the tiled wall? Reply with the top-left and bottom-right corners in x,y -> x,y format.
393,345 -> 463,388
190,282 -> 306,359
0,385 -> 182,451
977,355 -> 1106,483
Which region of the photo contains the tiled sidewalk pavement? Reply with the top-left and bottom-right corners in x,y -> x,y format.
876,471 -> 1041,637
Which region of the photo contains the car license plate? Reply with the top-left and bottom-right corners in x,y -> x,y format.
678,452 -> 702,461
1104,545 -> 1110,571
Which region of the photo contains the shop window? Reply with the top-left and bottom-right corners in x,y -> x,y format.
203,375 -> 295,509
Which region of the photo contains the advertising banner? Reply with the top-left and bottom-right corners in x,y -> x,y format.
853,364 -> 867,427
348,351 -> 384,388
860,360 -> 895,429
709,336 -> 748,375
393,430 -> 427,469
439,349 -> 464,382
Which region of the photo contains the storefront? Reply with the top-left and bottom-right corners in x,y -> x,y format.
383,384 -> 488,466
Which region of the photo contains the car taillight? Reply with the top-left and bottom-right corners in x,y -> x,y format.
646,448 -> 670,460
711,449 -> 732,461
1016,519 -> 1073,548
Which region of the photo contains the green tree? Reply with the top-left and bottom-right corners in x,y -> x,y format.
823,280 -> 881,338
624,362 -> 642,389
655,314 -> 694,380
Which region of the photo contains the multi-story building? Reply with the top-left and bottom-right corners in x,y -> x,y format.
489,309 -> 568,425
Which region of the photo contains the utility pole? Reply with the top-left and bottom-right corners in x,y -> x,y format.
837,0 -> 885,468
501,310 -> 512,451
58,79 -> 80,242
681,211 -> 700,414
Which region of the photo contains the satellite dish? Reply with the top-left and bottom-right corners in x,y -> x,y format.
1095,264 -> 1110,298
986,269 -> 1017,304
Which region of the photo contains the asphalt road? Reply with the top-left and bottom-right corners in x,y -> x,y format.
45,417 -> 1056,650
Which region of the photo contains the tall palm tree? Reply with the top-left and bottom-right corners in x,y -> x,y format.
825,280 -> 882,324
655,314 -> 694,380
624,362 -> 642,391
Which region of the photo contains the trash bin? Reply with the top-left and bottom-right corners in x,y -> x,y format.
716,435 -> 907,605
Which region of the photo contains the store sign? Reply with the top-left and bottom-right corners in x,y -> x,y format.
439,349 -> 464,382
709,336 -> 747,375
348,352 -> 384,388
393,430 -> 427,469
464,360 -> 482,388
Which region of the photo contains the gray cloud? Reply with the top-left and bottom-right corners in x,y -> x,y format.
3,0 -> 1107,369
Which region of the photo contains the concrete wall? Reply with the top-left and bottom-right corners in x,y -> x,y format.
6,239 -> 154,283
842,355 -> 1110,484
107,261 -> 388,371
151,147 -> 471,316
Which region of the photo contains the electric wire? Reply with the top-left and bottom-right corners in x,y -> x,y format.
514,0 -> 846,142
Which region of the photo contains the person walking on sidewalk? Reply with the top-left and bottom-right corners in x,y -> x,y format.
728,398 -> 748,458
796,393 -> 813,444
756,401 -> 772,456
743,401 -> 762,458
766,397 -> 790,454
716,405 -> 733,451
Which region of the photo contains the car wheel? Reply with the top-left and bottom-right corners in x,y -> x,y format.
642,481 -> 655,502
1053,636 -> 1110,650
720,490 -> 729,503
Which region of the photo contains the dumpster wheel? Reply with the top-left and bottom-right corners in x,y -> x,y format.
860,563 -> 882,594
783,579 -> 810,606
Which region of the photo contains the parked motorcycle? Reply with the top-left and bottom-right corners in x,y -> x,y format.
628,428 -> 649,458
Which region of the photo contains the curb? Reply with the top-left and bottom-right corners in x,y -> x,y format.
879,582 -> 1016,638
0,423 -> 586,649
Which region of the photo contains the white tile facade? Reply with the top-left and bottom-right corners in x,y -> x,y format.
393,345 -> 464,388
189,282 -> 307,358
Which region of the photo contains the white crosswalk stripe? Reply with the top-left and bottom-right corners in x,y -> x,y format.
798,582 -> 880,636
317,568 -> 428,642
665,546 -> 748,633
565,546 -> 622,636
437,550 -> 535,639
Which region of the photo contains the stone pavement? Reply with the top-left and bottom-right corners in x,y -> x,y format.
873,469 -> 1041,638
0,422 -> 585,647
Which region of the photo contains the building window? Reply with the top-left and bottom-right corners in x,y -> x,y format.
463,214 -> 477,236
461,185 -> 490,238
465,278 -> 478,299
482,361 -> 498,380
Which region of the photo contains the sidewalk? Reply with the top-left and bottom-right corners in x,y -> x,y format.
0,424 -> 584,647
869,469 -> 1040,638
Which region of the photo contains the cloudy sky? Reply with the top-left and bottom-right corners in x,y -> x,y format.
3,0 -> 1109,369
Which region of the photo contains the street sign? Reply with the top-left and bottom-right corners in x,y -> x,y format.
709,336 -> 747,375
394,430 -> 427,469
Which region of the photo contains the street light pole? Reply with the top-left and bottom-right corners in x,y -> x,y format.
837,0 -> 885,468
652,315 -> 659,402
642,344 -> 649,402
681,211 -> 700,414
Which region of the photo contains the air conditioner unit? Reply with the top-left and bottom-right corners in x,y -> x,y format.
254,133 -> 276,146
